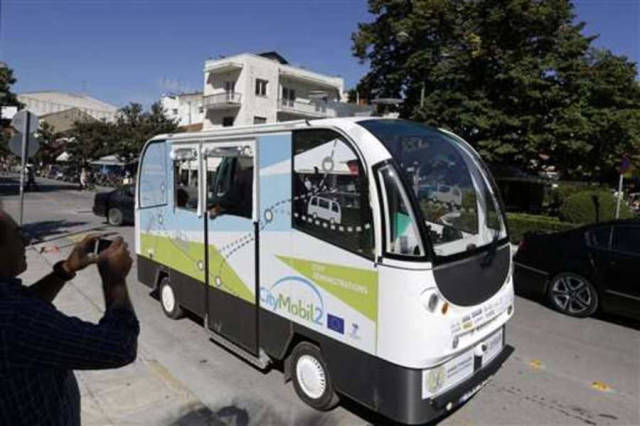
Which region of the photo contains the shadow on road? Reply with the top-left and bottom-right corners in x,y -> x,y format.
168,404 -> 247,426
0,175 -> 83,195
23,220 -> 89,241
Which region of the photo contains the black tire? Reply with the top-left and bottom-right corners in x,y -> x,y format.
108,207 -> 123,226
290,342 -> 339,411
159,277 -> 183,319
547,272 -> 599,318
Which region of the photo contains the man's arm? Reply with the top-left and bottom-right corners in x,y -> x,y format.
28,235 -> 100,303
8,237 -> 140,371
27,261 -> 75,303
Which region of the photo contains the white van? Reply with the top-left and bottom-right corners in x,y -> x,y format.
307,195 -> 341,224
135,118 -> 514,424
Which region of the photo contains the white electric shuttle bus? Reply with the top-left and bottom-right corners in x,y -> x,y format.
135,118 -> 514,424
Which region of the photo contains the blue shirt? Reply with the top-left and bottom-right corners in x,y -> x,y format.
0,277 -> 139,425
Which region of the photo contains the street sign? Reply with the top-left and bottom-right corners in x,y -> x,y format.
11,110 -> 39,133
8,133 -> 39,158
10,110 -> 41,225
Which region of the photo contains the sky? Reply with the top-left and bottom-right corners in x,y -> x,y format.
1,0 -> 638,109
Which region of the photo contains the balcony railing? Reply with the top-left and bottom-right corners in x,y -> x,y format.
203,92 -> 242,109
278,98 -> 334,118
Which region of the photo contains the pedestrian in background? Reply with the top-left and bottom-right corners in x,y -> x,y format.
0,208 -> 140,426
79,167 -> 88,190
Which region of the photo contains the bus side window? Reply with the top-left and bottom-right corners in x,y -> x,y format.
208,157 -> 253,219
139,142 -> 167,208
292,129 -> 373,258
174,157 -> 199,211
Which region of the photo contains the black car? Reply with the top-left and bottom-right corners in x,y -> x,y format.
93,185 -> 134,226
514,219 -> 640,319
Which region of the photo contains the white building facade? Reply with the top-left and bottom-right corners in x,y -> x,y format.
160,92 -> 204,127
17,91 -> 118,122
202,52 -> 368,129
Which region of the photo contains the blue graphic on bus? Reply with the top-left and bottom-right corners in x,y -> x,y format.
327,313 -> 344,334
260,276 -> 324,326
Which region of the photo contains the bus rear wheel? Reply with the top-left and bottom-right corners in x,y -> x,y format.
291,342 -> 339,411
159,277 -> 183,319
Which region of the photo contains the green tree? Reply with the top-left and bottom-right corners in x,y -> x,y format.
34,121 -> 65,165
352,0 -> 640,181
0,64 -> 24,153
67,101 -> 178,167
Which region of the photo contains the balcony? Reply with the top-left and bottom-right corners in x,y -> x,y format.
277,98 -> 335,118
204,60 -> 243,74
203,92 -> 242,110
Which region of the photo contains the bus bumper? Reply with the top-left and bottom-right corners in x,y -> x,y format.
366,332 -> 512,425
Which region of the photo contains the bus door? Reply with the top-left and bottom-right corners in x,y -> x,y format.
204,141 -> 258,355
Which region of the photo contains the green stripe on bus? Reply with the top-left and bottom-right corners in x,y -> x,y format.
276,255 -> 378,322
140,233 -> 254,304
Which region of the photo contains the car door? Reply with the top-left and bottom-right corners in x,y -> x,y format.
122,185 -> 135,223
600,224 -> 640,317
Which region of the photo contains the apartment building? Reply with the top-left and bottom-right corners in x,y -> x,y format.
160,91 -> 204,128
202,51 -> 368,129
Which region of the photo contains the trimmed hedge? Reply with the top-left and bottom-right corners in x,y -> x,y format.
507,213 -> 577,243
559,190 -> 634,224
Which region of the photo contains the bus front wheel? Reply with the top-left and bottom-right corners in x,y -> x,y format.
159,277 -> 183,319
291,342 -> 339,411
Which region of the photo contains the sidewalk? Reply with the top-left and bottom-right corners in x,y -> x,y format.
23,237 -> 222,425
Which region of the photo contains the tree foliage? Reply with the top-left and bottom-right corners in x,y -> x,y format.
352,0 -> 640,181
66,102 -> 178,166
0,65 -> 23,153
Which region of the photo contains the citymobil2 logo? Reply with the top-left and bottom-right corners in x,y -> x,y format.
260,276 -> 324,326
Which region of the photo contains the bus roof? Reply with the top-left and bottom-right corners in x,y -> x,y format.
150,116 -> 377,144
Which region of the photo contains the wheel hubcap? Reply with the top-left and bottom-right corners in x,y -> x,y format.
161,285 -> 175,313
551,275 -> 592,314
296,355 -> 326,399
110,210 -> 121,223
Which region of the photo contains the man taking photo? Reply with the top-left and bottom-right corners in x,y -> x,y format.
0,209 -> 140,425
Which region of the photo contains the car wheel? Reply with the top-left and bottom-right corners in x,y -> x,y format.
108,208 -> 123,226
159,277 -> 183,319
547,272 -> 598,318
291,342 -> 339,411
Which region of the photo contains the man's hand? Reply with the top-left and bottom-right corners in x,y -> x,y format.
63,233 -> 102,274
97,237 -> 132,284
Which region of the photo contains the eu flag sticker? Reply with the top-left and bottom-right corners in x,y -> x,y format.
327,314 -> 344,334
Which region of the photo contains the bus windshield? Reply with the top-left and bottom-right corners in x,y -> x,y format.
359,119 -> 507,258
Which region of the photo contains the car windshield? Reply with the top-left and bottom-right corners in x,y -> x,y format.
359,119 -> 507,257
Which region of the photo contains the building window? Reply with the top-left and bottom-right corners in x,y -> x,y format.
223,117 -> 234,127
282,87 -> 295,107
253,116 -> 267,124
225,81 -> 235,101
198,106 -> 204,114
292,129 -> 373,258
255,79 -> 268,97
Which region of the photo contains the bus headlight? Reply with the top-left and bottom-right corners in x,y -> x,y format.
426,293 -> 439,312
428,366 -> 446,394
421,289 -> 440,313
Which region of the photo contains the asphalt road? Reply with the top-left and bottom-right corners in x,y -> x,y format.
2,175 -> 639,425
